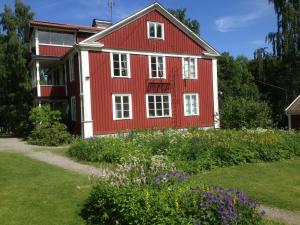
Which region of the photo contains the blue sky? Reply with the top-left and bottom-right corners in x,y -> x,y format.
2,0 -> 277,58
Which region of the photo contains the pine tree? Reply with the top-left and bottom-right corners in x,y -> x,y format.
0,0 -> 34,134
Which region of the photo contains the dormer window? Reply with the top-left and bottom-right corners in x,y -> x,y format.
147,22 -> 164,39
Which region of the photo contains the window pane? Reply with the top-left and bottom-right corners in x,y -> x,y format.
148,96 -> 154,103
156,102 -> 162,109
149,102 -> 155,110
114,68 -> 120,76
157,110 -> 162,116
156,24 -> 162,38
149,110 -> 155,117
117,110 -> 122,118
121,54 -> 127,61
163,102 -> 169,109
121,68 -> 127,77
149,23 -> 155,37
156,96 -> 162,103
164,109 -> 170,116
113,54 -> 119,61
123,110 -> 130,118
115,96 -> 121,104
163,96 -> 169,103
115,103 -> 121,111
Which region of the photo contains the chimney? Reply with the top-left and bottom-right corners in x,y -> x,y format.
92,19 -> 112,30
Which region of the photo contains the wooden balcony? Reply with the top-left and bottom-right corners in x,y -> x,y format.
40,85 -> 66,98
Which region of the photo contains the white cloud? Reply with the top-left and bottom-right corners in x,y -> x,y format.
215,0 -> 272,32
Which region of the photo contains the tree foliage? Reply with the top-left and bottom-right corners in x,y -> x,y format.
218,53 -> 273,128
250,0 -> 300,127
168,8 -> 200,35
0,0 -> 34,134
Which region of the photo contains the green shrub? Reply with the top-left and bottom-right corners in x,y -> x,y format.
27,105 -> 72,146
69,129 -> 300,173
81,182 -> 265,225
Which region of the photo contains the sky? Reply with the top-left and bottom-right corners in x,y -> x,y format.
1,0 -> 277,58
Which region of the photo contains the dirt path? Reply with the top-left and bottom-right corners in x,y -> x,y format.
0,137 -> 110,177
0,137 -> 299,224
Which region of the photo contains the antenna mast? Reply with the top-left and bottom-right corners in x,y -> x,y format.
108,0 -> 115,22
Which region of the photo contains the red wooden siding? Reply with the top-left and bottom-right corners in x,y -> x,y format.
66,54 -> 81,134
89,51 -> 214,135
98,10 -> 206,55
291,115 -> 300,130
76,32 -> 94,43
39,45 -> 71,57
40,86 -> 66,97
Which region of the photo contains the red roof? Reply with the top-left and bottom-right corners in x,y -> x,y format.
30,20 -> 103,32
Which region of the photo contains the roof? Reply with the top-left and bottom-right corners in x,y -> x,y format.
30,20 -> 103,33
286,95 -> 300,114
81,2 -> 220,56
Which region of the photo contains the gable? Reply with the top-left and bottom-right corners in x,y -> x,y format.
81,3 -> 219,56
96,10 -> 205,55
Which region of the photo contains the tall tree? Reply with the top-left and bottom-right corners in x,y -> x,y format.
168,8 -> 200,35
251,0 -> 300,127
218,53 -> 273,129
0,0 -> 34,134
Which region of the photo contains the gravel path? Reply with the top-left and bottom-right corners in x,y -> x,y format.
0,137 -> 110,177
0,137 -> 299,224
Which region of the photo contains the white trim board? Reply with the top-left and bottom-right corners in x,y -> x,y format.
183,93 -> 199,116
146,93 -> 172,118
80,2 -> 220,56
101,48 -> 212,59
112,93 -> 133,120
285,95 -> 300,112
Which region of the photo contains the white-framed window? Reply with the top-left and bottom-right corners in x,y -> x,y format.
69,56 -> 75,82
146,94 -> 171,118
182,57 -> 198,79
184,93 -> 199,116
110,53 -> 131,78
149,56 -> 166,79
112,94 -> 132,120
70,96 -> 76,121
147,21 -> 164,39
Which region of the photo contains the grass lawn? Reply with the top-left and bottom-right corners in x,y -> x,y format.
190,159 -> 300,211
0,152 -> 91,225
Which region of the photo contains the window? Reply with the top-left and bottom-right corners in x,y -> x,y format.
38,30 -> 74,46
69,57 -> 75,82
39,65 -> 64,86
146,94 -> 171,118
112,94 -> 132,120
149,56 -> 166,79
147,22 -> 164,39
183,58 -> 198,79
110,53 -> 130,78
184,93 -> 199,116
70,96 -> 76,121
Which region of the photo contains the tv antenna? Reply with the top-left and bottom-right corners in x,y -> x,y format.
108,0 -> 115,22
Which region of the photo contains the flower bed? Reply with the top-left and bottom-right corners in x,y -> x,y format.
69,129 -> 300,173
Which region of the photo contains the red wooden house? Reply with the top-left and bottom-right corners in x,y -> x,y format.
28,3 -> 220,138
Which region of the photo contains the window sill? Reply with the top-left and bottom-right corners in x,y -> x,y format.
113,118 -> 133,121
148,37 -> 164,41
147,115 -> 172,119
184,114 -> 200,117
112,76 -> 131,79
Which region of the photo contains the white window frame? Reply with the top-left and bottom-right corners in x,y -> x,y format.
148,55 -> 166,79
69,56 -> 75,82
182,57 -> 198,79
70,96 -> 76,121
112,94 -> 133,120
110,53 -> 131,78
146,93 -> 172,118
147,21 -> 164,40
183,93 -> 199,116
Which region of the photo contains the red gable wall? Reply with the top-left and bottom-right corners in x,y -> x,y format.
98,10 -> 206,55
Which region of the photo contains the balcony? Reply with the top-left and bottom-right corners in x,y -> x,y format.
40,85 -> 66,98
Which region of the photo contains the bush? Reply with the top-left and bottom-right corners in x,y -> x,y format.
69,129 -> 300,173
27,105 -> 72,146
81,182 -> 265,225
220,97 -> 274,129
